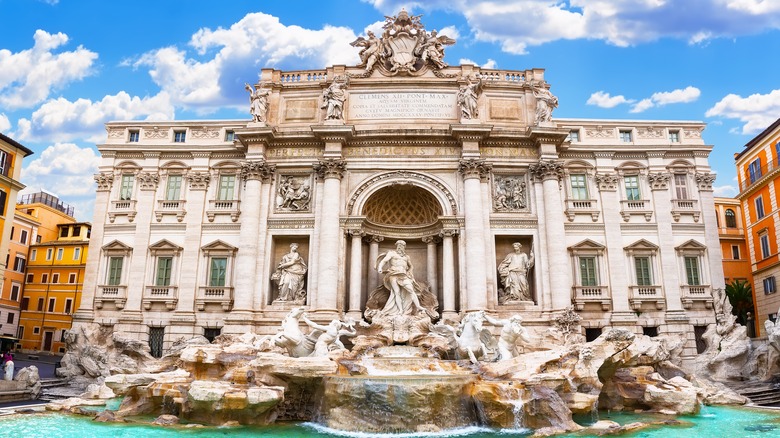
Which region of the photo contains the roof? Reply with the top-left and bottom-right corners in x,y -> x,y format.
0,132 -> 34,157
735,117 -> 780,160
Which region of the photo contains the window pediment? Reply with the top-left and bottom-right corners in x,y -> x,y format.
625,239 -> 659,254
676,239 -> 706,255
201,240 -> 237,255
569,239 -> 606,255
149,239 -> 183,255
102,240 -> 133,255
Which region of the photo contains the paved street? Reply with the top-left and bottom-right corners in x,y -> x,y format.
6,352 -> 61,380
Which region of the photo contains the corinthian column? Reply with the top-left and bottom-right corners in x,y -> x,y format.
347,229 -> 365,319
439,229 -> 458,319
366,235 -> 383,293
529,160 -> 571,310
313,158 -> 346,312
422,236 -> 439,296
459,158 -> 492,311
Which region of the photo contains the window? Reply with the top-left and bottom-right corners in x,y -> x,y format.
26,273 -> 33,283
217,175 -> 236,200
10,226 -> 14,240
47,298 -> 55,312
756,196 -> 765,219
30,249 -> 37,261
46,248 -> 53,260
64,298 -> 73,314
634,256 -> 652,286
585,328 -> 602,342
165,175 -> 183,200
619,130 -> 632,142
624,175 -> 640,200
60,227 -> 68,238
761,233 -> 771,258
10,284 -> 19,301
764,276 -> 777,294
174,130 -> 186,143
225,130 -> 235,142
204,327 -> 221,342
642,326 -> 659,337
68,273 -> 77,283
149,327 -> 165,358
0,150 -> 8,176
52,273 -> 59,283
731,245 -> 740,260
119,174 -> 134,200
56,248 -> 64,260
6,313 -> 13,325
36,235 -> 41,243
33,327 -> 40,335
41,273 -> 48,283
13,256 -> 25,272
108,256 -> 124,285
17,326 -> 24,340
209,257 -> 227,286
748,158 -> 762,183
578,257 -> 598,286
669,130 -> 680,142
73,225 -> 81,236
20,230 -> 27,244
673,174 -> 689,200
567,130 -> 580,142
129,130 -> 140,142
684,256 -> 701,285
725,209 -> 737,228
570,174 -> 588,200
0,190 -> 6,216
21,297 -> 29,311
73,247 -> 81,260
156,257 -> 173,286
37,298 -> 44,312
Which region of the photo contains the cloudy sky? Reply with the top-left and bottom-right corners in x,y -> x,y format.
2,0 -> 779,220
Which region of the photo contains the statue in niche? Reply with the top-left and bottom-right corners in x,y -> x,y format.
245,83 -> 270,123
457,78 -> 482,120
375,240 -> 427,316
484,313 -> 531,361
277,175 -> 311,211
532,81 -> 558,124
302,314 -> 357,357
272,243 -> 307,303
493,176 -> 527,211
321,76 -> 348,120
498,242 -> 535,303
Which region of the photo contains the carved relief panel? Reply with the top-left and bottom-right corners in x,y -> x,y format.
492,175 -> 528,212
275,174 -> 313,213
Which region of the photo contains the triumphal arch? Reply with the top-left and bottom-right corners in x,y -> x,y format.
76,12 -> 721,361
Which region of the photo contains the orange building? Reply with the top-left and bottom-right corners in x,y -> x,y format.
713,197 -> 755,330
0,133 -> 34,346
1,212 -> 39,338
735,118 -> 780,336
18,222 -> 90,353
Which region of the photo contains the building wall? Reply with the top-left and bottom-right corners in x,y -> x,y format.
0,214 -> 38,337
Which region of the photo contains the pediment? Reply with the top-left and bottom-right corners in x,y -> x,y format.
625,239 -> 659,251
149,239 -> 183,253
675,239 -> 706,251
201,240 -> 237,254
568,239 -> 606,251
102,239 -> 132,251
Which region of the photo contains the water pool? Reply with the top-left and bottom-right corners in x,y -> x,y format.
1,405 -> 779,437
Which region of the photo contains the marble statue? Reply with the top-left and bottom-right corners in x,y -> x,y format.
531,82 -> 558,124
272,307 -> 317,357
457,78 -> 481,120
484,313 -> 531,361
493,176 -> 527,211
376,240 -> 427,317
418,30 -> 455,69
245,83 -> 270,123
431,311 -> 494,363
321,76 -> 348,120
765,307 -> 780,353
302,314 -> 357,357
498,242 -> 535,302
277,176 -> 311,211
349,31 -> 383,72
273,243 -> 307,303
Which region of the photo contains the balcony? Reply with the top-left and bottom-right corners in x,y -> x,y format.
155,199 -> 187,222
196,286 -> 234,311
143,285 -> 178,310
108,199 -> 137,223
670,199 -> 700,222
620,199 -> 653,222
564,199 -> 600,222
95,285 -> 127,309
628,285 -> 665,310
572,285 -> 611,311
680,284 -> 713,309
740,158 -> 777,192
206,199 -> 241,222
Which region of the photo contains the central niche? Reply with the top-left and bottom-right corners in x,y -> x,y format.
362,185 -> 442,226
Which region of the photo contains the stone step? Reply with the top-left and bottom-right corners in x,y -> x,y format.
40,378 -> 69,388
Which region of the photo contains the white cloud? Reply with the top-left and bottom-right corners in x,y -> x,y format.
459,58 -> 498,69
630,86 -> 701,113
706,89 -> 780,134
0,113 -> 10,132
586,91 -> 633,108
630,99 -> 655,113
713,185 -> 738,197
16,91 -> 173,143
0,30 -> 97,109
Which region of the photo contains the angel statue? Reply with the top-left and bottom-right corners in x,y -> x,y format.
245,83 -> 270,124
417,30 -> 456,69
350,31 -> 383,72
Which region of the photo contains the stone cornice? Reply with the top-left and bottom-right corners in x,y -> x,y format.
528,127 -> 569,146
313,158 -> 347,180
240,160 -> 276,182
458,158 -> 492,180
528,159 -> 563,182
311,125 -> 355,145
449,124 -> 493,143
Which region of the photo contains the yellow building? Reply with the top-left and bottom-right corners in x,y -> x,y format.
1,212 -> 39,339
18,222 -> 90,353
0,133 -> 33,348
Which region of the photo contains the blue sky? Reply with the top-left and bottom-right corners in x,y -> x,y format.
2,0 -> 780,221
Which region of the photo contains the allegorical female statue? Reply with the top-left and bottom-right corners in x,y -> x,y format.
274,243 -> 307,302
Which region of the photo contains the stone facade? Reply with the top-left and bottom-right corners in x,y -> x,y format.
74,20 -> 721,364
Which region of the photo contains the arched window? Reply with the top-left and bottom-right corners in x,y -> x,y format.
725,209 -> 737,228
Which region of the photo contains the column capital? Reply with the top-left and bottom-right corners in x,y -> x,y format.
458,158 -> 492,180
364,234 -> 384,244
528,159 -> 563,182
695,172 -> 716,191
314,158 -> 347,180
240,160 -> 276,182
137,171 -> 160,191
648,171 -> 671,190
422,235 -> 440,244
439,228 -> 459,238
346,228 -> 365,238
186,171 -> 211,190
94,172 -> 114,192
595,172 -> 619,191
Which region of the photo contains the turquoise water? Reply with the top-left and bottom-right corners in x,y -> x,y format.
0,405 -> 779,437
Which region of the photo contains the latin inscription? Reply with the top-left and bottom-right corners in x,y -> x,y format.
349,92 -> 457,120
266,147 -> 323,158
345,146 -> 460,157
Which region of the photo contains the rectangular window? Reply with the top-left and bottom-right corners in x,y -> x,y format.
0,151 -> 8,176
68,273 -> 77,283
120,174 -> 134,200
20,229 -> 28,244
37,298 -> 44,312
73,247 -> 81,260
46,248 -> 53,260
0,190 -> 6,216
149,327 -> 165,358
10,226 -> 14,240
225,130 -> 235,142
21,297 -> 29,311
31,249 -> 37,261
174,130 -> 186,143
52,273 -> 59,283
732,245 -> 740,260
10,284 -> 20,301
108,256 -> 123,285
41,273 -> 48,283
128,130 -> 140,142
209,257 -> 227,287
624,175 -> 640,200
619,130 -> 632,142
674,174 -> 689,200
756,196 -> 765,219
761,233 -> 771,258
567,130 -> 580,142
165,175 -> 183,200
204,327 -> 221,342
33,327 -> 40,335
64,298 -> 73,314
579,256 -> 598,286
6,313 -> 13,324
60,226 -> 68,238
669,130 -> 680,142
635,256 -> 652,286
56,248 -> 64,260
749,158 -> 762,183
585,328 -> 602,342
13,256 -> 25,272
26,273 -> 33,283
217,175 -> 236,201
155,257 -> 173,286
73,225 -> 81,236
47,298 -> 55,312
684,256 -> 701,285
570,175 -> 588,200
764,276 -> 777,294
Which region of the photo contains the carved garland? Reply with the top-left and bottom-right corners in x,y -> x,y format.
348,170 -> 458,215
